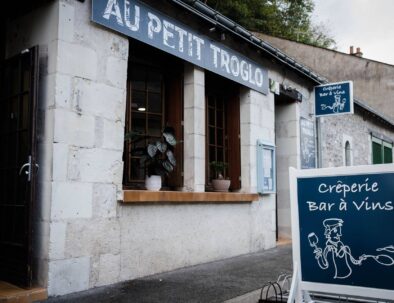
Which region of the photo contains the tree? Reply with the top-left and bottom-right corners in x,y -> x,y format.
205,0 -> 335,48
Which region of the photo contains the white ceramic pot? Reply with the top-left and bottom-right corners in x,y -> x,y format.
145,175 -> 162,191
212,179 -> 231,192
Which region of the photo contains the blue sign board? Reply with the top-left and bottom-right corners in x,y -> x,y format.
92,0 -> 268,94
314,81 -> 353,117
290,165 -> 394,300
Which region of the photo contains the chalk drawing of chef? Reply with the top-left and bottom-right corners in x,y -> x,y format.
308,218 -> 363,279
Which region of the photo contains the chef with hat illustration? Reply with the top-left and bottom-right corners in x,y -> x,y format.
308,218 -> 363,279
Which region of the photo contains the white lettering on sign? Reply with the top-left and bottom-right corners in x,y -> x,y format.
318,178 -> 379,199
103,0 -> 124,25
147,12 -> 161,39
305,178 -> 391,213
98,0 -> 267,92
124,0 -> 139,31
163,20 -> 175,49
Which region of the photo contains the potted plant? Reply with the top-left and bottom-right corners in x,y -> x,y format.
144,127 -> 177,191
209,161 -> 231,192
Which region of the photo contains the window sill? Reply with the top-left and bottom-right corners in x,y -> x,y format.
122,190 -> 259,203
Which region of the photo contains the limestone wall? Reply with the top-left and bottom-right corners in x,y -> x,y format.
4,0 -> 282,296
320,109 -> 394,167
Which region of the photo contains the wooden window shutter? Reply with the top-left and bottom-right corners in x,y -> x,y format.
226,89 -> 241,190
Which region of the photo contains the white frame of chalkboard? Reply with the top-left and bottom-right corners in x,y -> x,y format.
314,80 -> 354,118
289,164 -> 394,301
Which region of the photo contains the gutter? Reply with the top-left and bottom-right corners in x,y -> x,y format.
168,0 -> 328,84
168,0 -> 394,128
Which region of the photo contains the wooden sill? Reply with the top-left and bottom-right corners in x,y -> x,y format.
122,190 -> 259,203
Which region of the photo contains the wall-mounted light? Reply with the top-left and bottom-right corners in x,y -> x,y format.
209,27 -> 216,32
138,107 -> 146,112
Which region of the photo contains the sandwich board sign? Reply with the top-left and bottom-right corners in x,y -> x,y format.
314,81 -> 353,117
289,164 -> 394,302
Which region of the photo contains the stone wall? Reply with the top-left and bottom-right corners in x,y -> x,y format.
5,0 -> 327,296
320,108 -> 394,167
5,0 -> 281,296
46,0 -> 128,296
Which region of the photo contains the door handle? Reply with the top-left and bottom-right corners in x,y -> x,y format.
19,156 -> 33,182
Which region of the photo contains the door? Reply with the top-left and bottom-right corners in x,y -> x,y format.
0,46 -> 39,287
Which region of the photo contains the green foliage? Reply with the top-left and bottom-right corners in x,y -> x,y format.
205,0 -> 335,48
125,127 -> 177,177
209,161 -> 228,179
145,127 -> 177,177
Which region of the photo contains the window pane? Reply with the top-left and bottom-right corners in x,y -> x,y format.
132,112 -> 145,134
147,71 -> 161,92
147,114 -> 162,137
372,141 -> 382,164
217,148 -> 224,162
207,96 -> 215,107
384,146 -> 393,163
208,108 -> 215,126
216,98 -> 223,110
217,129 -> 223,147
131,69 -> 146,91
345,141 -> 351,166
22,69 -> 30,91
216,110 -> 223,128
147,92 -> 162,113
21,94 -> 29,130
130,158 -> 144,181
132,91 -> 146,111
209,147 -> 216,162
209,127 -> 215,145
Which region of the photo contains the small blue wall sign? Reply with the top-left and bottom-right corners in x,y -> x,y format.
314,81 -> 353,117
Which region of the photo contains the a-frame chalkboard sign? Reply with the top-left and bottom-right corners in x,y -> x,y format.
288,164 -> 394,302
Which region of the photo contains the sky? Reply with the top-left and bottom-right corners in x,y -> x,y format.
312,0 -> 394,65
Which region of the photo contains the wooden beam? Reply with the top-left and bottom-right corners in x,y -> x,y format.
122,190 -> 259,203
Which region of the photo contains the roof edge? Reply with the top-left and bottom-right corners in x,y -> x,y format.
168,0 -> 394,128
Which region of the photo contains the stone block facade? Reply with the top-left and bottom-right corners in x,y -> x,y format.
5,0 -> 284,296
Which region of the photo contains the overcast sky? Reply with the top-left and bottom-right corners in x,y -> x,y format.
312,0 -> 394,65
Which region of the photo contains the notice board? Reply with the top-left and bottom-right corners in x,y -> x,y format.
300,118 -> 316,169
290,165 -> 394,300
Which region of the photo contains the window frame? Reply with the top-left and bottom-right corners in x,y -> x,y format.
371,135 -> 393,164
205,72 -> 241,191
123,42 -> 184,190
257,141 -> 276,194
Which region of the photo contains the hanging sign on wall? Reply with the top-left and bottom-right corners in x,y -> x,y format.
314,81 -> 353,117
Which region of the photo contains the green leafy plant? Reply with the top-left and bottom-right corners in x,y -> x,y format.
209,161 -> 228,179
145,127 -> 177,177
125,127 -> 177,178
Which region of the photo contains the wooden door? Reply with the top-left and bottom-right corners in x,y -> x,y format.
0,46 -> 39,287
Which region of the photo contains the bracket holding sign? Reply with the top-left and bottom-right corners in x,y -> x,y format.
289,164 -> 394,302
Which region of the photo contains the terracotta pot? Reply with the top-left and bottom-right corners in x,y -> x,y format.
145,175 -> 162,191
212,179 -> 231,192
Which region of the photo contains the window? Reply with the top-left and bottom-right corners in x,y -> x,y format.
345,141 -> 351,166
372,135 -> 393,164
123,42 -> 183,189
205,73 -> 241,191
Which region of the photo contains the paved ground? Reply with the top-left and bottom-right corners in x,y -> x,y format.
39,243 -> 292,303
